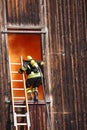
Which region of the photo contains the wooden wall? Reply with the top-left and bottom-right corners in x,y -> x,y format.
0,0 -> 87,130
5,0 -> 46,26
6,0 -> 40,25
0,0 -> 10,129
46,0 -> 87,130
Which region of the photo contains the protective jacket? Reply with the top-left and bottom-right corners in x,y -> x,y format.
19,59 -> 43,79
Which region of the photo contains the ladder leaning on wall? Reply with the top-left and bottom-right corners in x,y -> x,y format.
9,56 -> 31,130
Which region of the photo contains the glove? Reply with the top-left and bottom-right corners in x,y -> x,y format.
18,69 -> 23,74
41,61 -> 44,65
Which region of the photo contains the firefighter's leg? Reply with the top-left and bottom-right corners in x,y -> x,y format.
33,87 -> 38,102
26,79 -> 33,100
26,88 -> 33,100
32,77 -> 42,102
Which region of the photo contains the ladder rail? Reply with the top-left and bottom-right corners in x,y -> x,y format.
21,56 -> 31,128
21,56 -> 31,129
9,56 -> 16,126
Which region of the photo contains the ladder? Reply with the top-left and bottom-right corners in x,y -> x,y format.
9,56 -> 31,130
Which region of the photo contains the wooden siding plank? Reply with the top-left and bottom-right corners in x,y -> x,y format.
29,104 -> 47,130
6,0 -> 41,25
46,0 -> 87,130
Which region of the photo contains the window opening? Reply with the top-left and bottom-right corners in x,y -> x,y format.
8,31 -> 44,101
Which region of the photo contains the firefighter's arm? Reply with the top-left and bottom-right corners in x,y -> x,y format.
40,61 -> 44,66
37,61 -> 44,67
18,66 -> 26,74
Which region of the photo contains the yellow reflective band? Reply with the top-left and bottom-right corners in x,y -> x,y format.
28,72 -> 42,79
33,87 -> 38,92
26,88 -> 30,91
22,66 -> 26,71
26,88 -> 32,93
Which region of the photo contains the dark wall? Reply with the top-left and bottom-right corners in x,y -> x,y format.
0,0 -> 10,129
0,0 -> 87,130
46,0 -> 87,130
6,0 -> 40,25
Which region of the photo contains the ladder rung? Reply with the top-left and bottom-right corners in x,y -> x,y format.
10,63 -> 21,65
13,97 -> 25,99
14,100 -> 25,103
17,123 -> 27,126
11,71 -> 19,73
16,114 -> 26,117
12,80 -> 23,82
14,105 -> 26,108
12,88 -> 24,90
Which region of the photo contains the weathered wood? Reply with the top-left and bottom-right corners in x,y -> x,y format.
0,0 -> 87,130
6,0 -> 41,25
46,0 -> 87,130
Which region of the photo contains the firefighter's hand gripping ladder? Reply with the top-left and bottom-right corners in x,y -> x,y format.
9,56 -> 30,130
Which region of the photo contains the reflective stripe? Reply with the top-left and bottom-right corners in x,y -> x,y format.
27,65 -> 31,69
33,87 -> 38,92
22,66 -> 26,71
26,88 -> 32,93
28,72 -> 42,79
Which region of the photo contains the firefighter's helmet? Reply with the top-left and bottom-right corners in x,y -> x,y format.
27,56 -> 32,61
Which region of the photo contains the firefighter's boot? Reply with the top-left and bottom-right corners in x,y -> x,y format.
34,91 -> 38,102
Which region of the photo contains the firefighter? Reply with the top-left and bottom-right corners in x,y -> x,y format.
18,56 -> 44,102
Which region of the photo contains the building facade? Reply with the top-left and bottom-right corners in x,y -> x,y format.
0,0 -> 87,130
